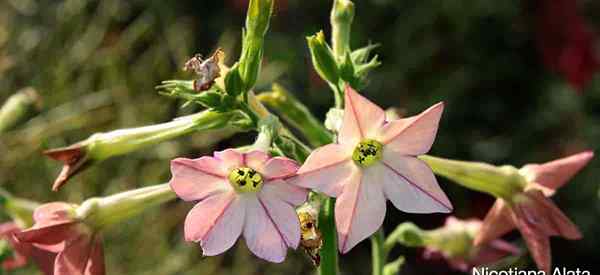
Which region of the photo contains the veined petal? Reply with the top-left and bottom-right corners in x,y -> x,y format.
33,202 -> 76,224
258,192 -> 302,249
381,152 -> 452,212
260,157 -> 300,180
525,191 -> 582,240
338,86 -> 385,146
183,191 -> 242,250
336,169 -> 386,253
512,206 -> 551,274
243,198 -> 289,263
214,149 -> 245,171
474,200 -> 516,245
200,196 -> 246,257
377,102 -> 444,156
16,222 -> 78,249
54,233 -> 92,275
169,157 -> 231,202
262,179 -> 308,206
244,150 -> 270,172
84,237 -> 105,275
521,150 -> 593,193
291,144 -> 354,197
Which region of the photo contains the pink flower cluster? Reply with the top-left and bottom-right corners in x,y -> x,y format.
169,86 -> 452,261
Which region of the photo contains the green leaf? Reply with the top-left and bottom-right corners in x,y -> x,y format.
224,64 -> 244,97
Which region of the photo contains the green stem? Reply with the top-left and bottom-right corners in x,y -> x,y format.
371,229 -> 386,275
257,85 -> 332,147
319,197 -> 339,275
0,88 -> 41,133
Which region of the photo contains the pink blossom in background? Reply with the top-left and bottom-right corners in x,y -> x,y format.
421,217 -> 520,272
535,0 -> 600,91
1,222 -> 55,274
15,202 -> 105,275
476,151 -> 593,273
169,149 -> 307,263
292,86 -> 452,253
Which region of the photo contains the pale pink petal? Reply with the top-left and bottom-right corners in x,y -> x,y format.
54,234 -> 92,275
183,191 -> 244,255
521,150 -> 593,192
525,191 -> 582,240
258,192 -> 302,249
243,198 -> 288,263
262,179 -> 308,206
338,86 -> 385,146
471,239 -> 520,267
381,152 -> 452,212
200,196 -> 246,256
474,200 -> 515,246
336,169 -> 387,253
84,237 -> 105,275
214,149 -> 245,171
33,202 -> 76,224
260,157 -> 300,180
16,222 -> 78,250
244,150 -> 270,172
378,102 -> 444,156
291,144 -> 353,197
512,206 -> 551,274
169,157 -> 230,201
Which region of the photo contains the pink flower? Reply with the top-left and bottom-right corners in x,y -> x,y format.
169,149 -> 307,263
421,217 -> 520,272
291,86 -> 452,253
1,222 -> 55,274
15,202 -> 105,275
475,151 -> 593,273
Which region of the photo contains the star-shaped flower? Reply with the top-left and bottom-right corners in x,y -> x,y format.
169,149 -> 308,263
421,217 -> 520,272
292,86 -> 452,253
15,202 -> 105,275
475,151 -> 593,273
0,222 -> 55,274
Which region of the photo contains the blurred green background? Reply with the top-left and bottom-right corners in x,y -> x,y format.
1,0 -> 599,274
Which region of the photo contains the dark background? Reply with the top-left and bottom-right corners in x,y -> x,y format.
1,0 -> 599,274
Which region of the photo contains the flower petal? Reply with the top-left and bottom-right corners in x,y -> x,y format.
262,179 -> 308,206
338,86 -> 385,146
291,144 -> 353,197
381,153 -> 452,212
521,150 -> 593,193
378,102 -> 444,156
16,222 -> 78,250
244,150 -> 270,171
54,233 -> 92,275
336,169 -> 387,253
512,206 -> 552,274
184,191 -> 245,257
260,157 -> 300,180
525,191 -> 582,240
84,237 -> 105,275
258,192 -> 302,249
170,157 -> 230,201
243,198 -> 289,263
474,200 -> 516,246
214,149 -> 245,170
33,202 -> 76,224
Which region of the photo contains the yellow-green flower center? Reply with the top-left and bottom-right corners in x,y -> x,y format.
228,167 -> 263,193
352,139 -> 383,167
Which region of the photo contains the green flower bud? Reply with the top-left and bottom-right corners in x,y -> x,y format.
239,0 -> 273,92
307,31 -> 340,85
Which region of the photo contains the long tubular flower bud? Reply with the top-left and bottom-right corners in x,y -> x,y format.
419,155 -> 527,200
45,110 -> 248,190
0,87 -> 41,133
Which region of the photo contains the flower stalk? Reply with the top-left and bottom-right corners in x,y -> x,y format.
371,229 -> 385,275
